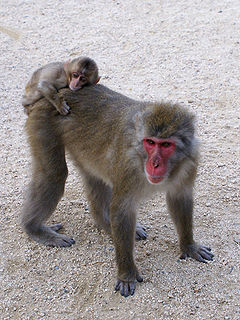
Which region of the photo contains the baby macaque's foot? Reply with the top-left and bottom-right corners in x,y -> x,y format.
23,104 -> 34,115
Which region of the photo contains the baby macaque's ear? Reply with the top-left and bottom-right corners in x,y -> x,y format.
95,76 -> 101,84
64,59 -> 72,71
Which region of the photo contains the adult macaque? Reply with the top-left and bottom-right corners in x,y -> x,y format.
22,85 -> 213,297
22,56 -> 100,115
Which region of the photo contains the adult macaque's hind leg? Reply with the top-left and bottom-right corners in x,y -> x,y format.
82,173 -> 112,234
22,174 -> 75,247
136,222 -> 147,240
83,173 -> 147,241
21,115 -> 74,247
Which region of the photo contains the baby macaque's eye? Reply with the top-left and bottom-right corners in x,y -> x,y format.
80,76 -> 87,82
72,73 -> 79,78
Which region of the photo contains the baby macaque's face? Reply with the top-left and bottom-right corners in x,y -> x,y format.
69,71 -> 88,91
65,56 -> 100,91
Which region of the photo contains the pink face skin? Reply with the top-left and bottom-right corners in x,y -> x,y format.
143,137 -> 176,184
69,72 -> 88,91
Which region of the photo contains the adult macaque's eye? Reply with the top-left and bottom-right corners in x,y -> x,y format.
161,142 -> 171,148
146,139 -> 155,145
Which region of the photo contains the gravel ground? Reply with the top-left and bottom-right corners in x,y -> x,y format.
0,1 -> 239,319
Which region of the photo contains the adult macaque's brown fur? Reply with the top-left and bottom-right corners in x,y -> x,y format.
22,84 -> 213,297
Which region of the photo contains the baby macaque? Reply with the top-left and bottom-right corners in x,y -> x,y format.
22,57 -> 100,115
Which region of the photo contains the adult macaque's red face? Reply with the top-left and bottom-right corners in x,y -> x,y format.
69,72 -> 87,91
143,137 -> 176,184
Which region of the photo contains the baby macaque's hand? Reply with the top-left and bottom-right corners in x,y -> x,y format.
59,101 -> 70,115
